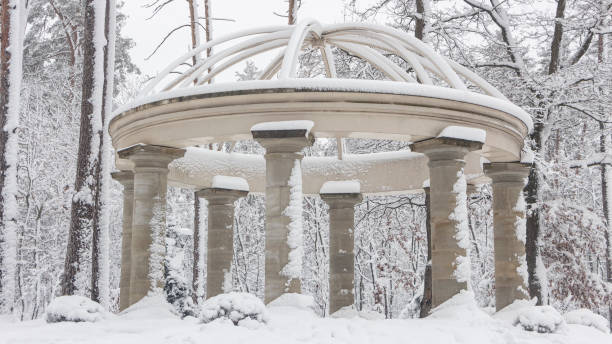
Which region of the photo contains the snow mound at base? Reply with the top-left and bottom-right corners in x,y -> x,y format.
564,309 -> 610,334
121,293 -> 178,319
45,296 -> 110,323
496,299 -> 564,333
200,292 -> 268,325
267,293 -> 316,312
515,306 -> 564,333
428,290 -> 490,322
331,306 -> 385,320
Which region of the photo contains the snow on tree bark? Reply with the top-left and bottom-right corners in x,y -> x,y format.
514,189 -> 529,297
91,0 -> 116,308
0,0 -> 25,314
281,160 -> 303,286
449,169 -> 471,285
192,194 -> 206,304
62,0 -> 107,297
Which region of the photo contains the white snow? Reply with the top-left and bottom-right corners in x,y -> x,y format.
45,296 -> 110,323
281,160 -> 304,282
114,79 -> 534,132
251,120 -> 314,134
211,175 -> 249,191
320,180 -> 361,194
331,306 -> 386,320
438,125 -> 487,143
267,293 -> 316,313
2,292 -> 611,343
428,290 -> 490,322
0,0 -> 26,314
495,299 -> 565,334
449,169 -> 471,284
564,309 -> 610,334
200,292 -> 269,325
514,306 -> 565,333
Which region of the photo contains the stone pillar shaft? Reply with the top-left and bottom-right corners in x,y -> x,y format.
484,162 -> 530,310
198,188 -> 247,298
253,129 -> 314,303
411,138 -> 482,307
112,171 -> 134,312
118,145 -> 185,306
321,193 -> 362,314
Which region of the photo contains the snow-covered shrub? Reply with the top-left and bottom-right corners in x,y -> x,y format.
515,306 -> 564,333
45,296 -> 109,323
564,309 -> 610,334
164,267 -> 196,318
164,224 -> 196,318
200,292 -> 268,325
495,299 -> 565,333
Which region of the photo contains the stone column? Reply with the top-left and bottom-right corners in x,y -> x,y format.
111,171 -> 134,311
197,188 -> 247,298
411,137 -> 482,307
320,192 -> 362,314
484,162 -> 530,310
252,127 -> 314,303
118,144 -> 185,305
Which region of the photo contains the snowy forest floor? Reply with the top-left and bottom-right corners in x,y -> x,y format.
1,293 -> 610,344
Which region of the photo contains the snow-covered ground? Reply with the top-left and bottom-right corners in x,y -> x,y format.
1,293 -> 609,344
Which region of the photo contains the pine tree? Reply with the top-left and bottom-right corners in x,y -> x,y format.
61,0 -> 107,297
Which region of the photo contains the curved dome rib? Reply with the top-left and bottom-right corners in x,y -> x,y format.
136,20 -> 508,102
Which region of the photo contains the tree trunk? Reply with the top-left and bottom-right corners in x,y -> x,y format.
0,0 -> 25,314
525,122 -> 544,305
288,0 -> 297,25
187,0 -> 201,67
419,188 -> 432,317
192,194 -> 204,303
596,31 -> 612,330
203,0 -> 212,81
414,0 -> 427,41
62,0 -> 107,297
91,0 -> 115,307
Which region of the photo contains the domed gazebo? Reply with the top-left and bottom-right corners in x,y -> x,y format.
110,21 -> 532,314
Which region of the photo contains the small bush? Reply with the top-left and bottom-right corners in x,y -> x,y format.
200,292 -> 268,325
46,296 -> 109,323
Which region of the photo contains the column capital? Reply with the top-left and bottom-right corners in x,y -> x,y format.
320,192 -> 363,209
483,162 -> 530,184
410,137 -> 483,163
197,187 -> 248,205
252,128 -> 315,154
118,144 -> 185,170
111,171 -> 134,189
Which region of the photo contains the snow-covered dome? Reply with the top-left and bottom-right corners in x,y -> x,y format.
138,20 -> 508,101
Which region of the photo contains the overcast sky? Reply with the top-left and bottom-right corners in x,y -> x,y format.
122,0 -> 354,81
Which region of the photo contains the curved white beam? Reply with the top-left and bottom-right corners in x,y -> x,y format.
132,21 -> 513,106
139,26 -> 289,97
